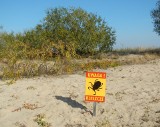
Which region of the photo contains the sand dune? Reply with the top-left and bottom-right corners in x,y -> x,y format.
0,59 -> 160,127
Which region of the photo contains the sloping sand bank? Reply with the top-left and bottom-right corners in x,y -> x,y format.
0,59 -> 160,127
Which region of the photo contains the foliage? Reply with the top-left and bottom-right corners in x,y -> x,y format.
0,34 -> 77,81
0,7 -> 117,81
39,7 -> 116,54
151,0 -> 160,35
1,7 -> 116,56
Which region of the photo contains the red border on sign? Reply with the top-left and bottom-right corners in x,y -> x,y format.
85,95 -> 105,102
86,72 -> 106,79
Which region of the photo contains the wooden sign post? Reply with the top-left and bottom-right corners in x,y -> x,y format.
85,72 -> 106,116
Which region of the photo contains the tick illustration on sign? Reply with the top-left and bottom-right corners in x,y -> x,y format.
88,79 -> 103,95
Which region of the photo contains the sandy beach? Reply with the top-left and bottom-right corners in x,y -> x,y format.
0,59 -> 160,127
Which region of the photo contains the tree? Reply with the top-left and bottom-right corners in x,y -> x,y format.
151,0 -> 160,35
39,7 -> 116,55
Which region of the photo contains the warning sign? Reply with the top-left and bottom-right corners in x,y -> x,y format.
85,72 -> 106,102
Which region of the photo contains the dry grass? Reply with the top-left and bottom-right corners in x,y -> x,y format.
113,47 -> 160,55
0,47 -> 160,82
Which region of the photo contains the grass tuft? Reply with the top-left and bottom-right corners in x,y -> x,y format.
34,114 -> 51,127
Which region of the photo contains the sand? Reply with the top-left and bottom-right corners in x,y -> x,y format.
0,59 -> 160,127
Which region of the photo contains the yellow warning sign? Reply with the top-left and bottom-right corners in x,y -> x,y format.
85,72 -> 106,102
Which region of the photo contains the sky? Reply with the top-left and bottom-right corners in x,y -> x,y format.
0,0 -> 160,49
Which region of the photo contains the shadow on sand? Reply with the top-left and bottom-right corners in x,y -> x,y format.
55,96 -> 92,115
